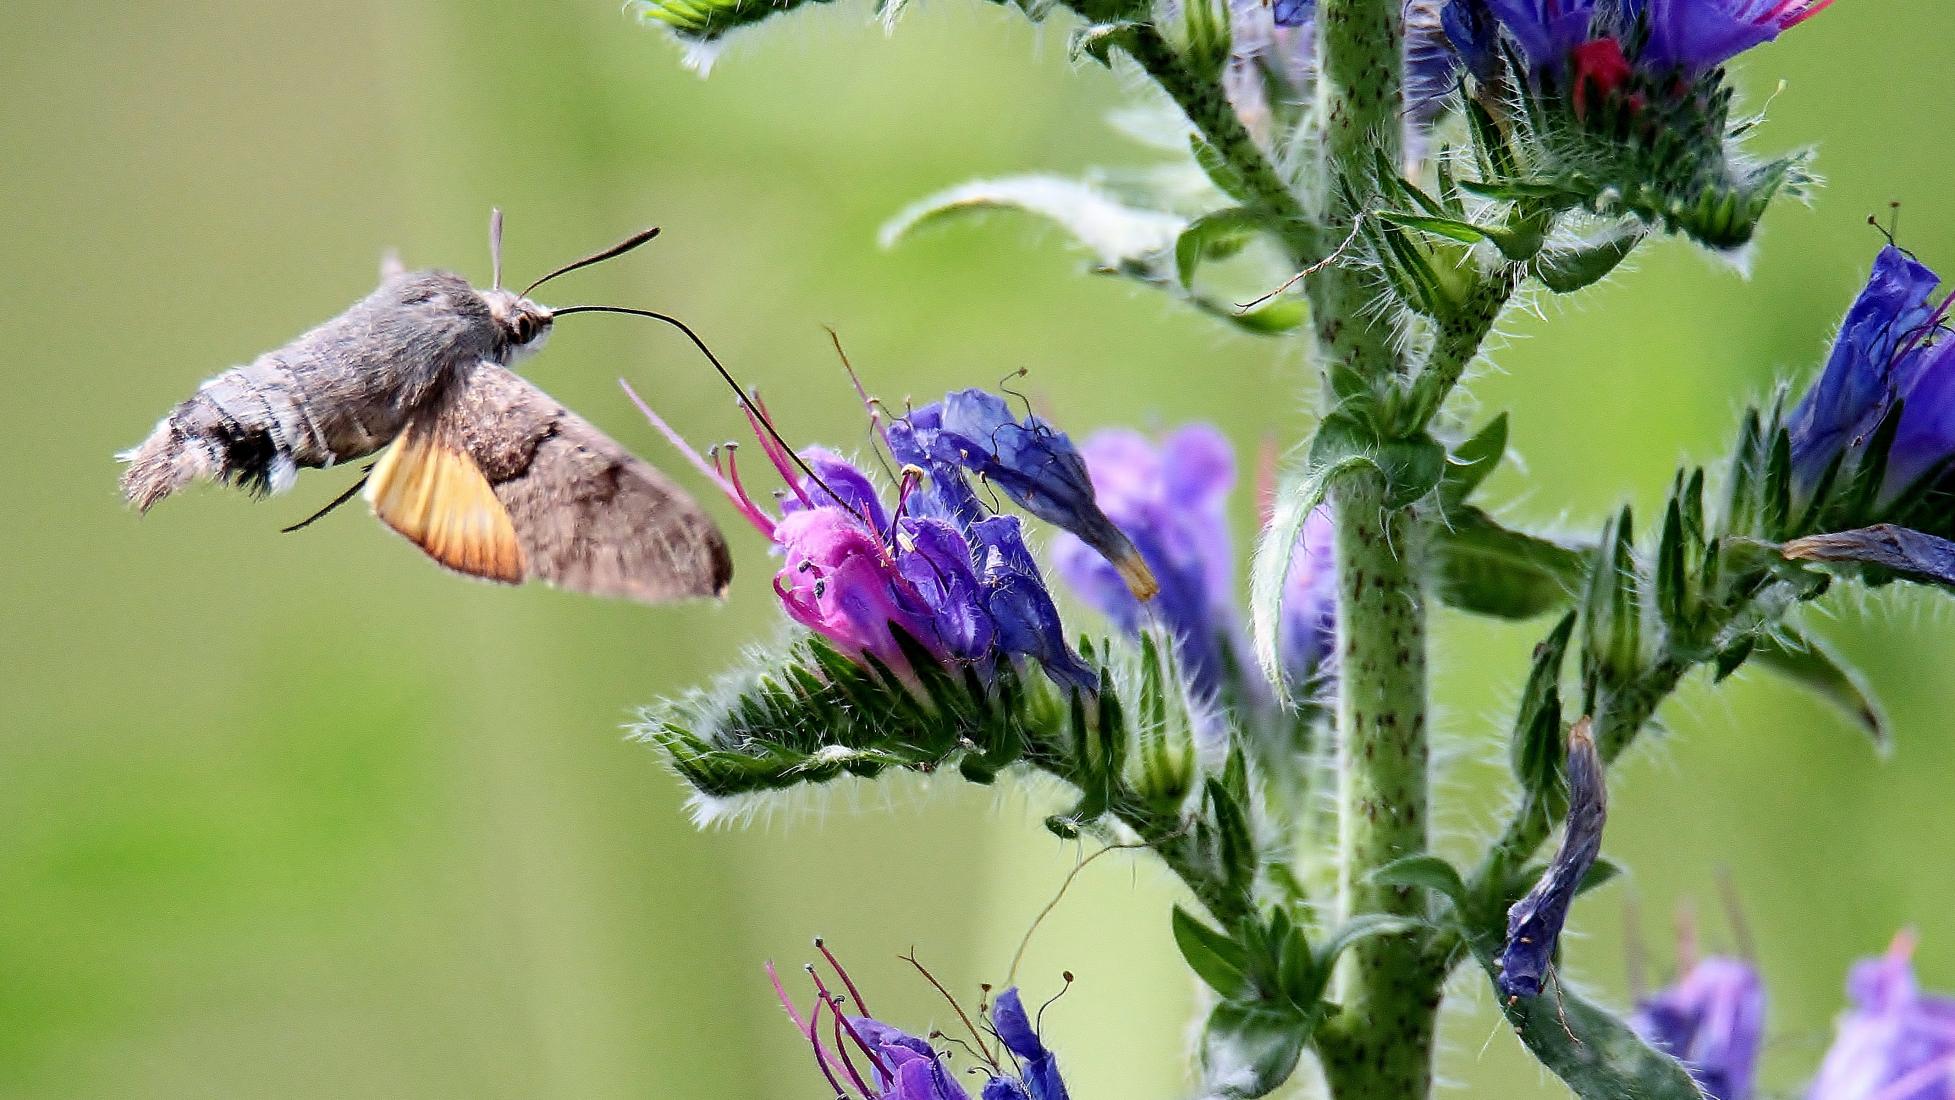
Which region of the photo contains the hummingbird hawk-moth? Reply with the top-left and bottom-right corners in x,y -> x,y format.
118,212 -> 733,604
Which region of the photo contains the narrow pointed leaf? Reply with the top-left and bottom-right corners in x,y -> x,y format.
1372,854 -> 1470,911
1752,628 -> 1888,750
1530,227 -> 1642,293
1434,509 -> 1590,619
1440,413 -> 1509,510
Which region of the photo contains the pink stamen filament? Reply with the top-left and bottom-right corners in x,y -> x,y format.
623,381 -> 777,538
716,444 -> 779,538
807,966 -> 893,1082
823,996 -> 879,1098
807,992 -> 867,1100
768,961 -> 857,1092
1886,290 -> 1955,386
816,938 -> 874,1018
744,393 -> 815,508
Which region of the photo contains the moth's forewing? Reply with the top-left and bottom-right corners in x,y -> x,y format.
369,363 -> 732,603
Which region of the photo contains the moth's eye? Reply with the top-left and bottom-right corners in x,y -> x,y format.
512,316 -> 535,343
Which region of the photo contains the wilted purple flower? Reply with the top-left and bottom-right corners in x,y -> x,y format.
1788,245 -> 1955,509
769,948 -> 1070,1100
1782,525 -> 1955,591
1809,932 -> 1955,1100
889,390 -> 1157,603
1497,719 -> 1606,999
1463,0 -> 1831,80
1632,956 -> 1767,1100
631,386 -> 1103,690
1050,425 -> 1336,700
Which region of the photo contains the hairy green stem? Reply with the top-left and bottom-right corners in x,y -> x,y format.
1119,25 -> 1324,267
1314,471 -> 1439,1100
1307,0 -> 1406,397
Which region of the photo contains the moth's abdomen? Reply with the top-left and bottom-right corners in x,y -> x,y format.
119,269 -> 499,512
118,360 -> 369,512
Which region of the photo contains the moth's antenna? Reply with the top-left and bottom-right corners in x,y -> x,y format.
521,226 -> 662,297
490,208 -> 505,290
552,304 -> 839,501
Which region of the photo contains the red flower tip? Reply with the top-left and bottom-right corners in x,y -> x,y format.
1571,37 -> 1633,119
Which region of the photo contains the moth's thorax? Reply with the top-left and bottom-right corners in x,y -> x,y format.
481,288 -> 553,363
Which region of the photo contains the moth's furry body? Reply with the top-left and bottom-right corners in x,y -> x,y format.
120,272 -> 541,509
119,242 -> 731,605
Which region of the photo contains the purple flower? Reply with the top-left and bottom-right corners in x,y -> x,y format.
991,989 -> 1069,1100
1050,426 -> 1336,701
631,385 -> 1103,690
1631,956 -> 1767,1100
1809,932 -> 1955,1100
891,390 -> 1157,603
773,507 -> 953,671
1497,719 -> 1606,999
973,517 -> 1096,692
1052,426 -> 1240,696
1632,0 -> 1834,75
1464,0 -> 1831,79
770,949 -> 1070,1100
1788,246 -> 1955,509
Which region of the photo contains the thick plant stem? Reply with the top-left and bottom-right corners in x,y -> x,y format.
1315,471 -> 1439,1100
1119,26 -> 1323,267
1308,0 -> 1406,396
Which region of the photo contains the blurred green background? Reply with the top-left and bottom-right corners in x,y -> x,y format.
4,2 -> 1952,1096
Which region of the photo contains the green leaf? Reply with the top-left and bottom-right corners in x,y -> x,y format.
1191,134 -> 1252,203
1220,297 -> 1309,334
1173,906 -> 1255,1000
628,0 -> 836,61
1530,226 -> 1643,293
1440,413 -> 1509,510
1372,855 -> 1469,911
1434,509 -> 1590,620
1314,914 -> 1425,977
1199,1001 -> 1310,1100
1752,627 -> 1888,751
881,175 -> 1186,268
1579,856 -> 1625,896
1205,778 -> 1258,902
1582,507 -> 1640,686
1175,207 -> 1263,287
1511,612 -> 1576,797
1460,898 -> 1706,1100
1376,211 -> 1543,261
1476,957 -> 1708,1100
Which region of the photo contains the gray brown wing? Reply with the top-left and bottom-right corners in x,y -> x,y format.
368,362 -> 731,603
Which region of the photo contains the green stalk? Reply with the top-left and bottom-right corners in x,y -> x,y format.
1313,470 -> 1439,1100
1307,0 -> 1406,394
1119,25 -> 1324,268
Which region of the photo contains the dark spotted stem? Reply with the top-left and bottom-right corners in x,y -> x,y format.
1301,0 -> 1443,1098
1316,473 -> 1440,1100
1122,7 -> 1436,1095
